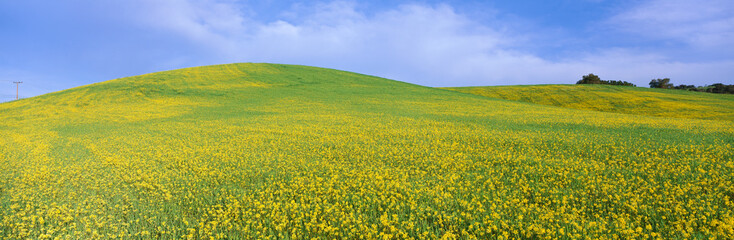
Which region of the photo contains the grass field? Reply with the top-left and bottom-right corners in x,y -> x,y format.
1,63 -> 733,239
442,84 -> 734,121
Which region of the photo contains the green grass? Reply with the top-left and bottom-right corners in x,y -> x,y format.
442,84 -> 734,121
1,63 -> 733,239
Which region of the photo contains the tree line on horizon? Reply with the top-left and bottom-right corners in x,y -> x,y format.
576,74 -> 636,86
577,73 -> 734,94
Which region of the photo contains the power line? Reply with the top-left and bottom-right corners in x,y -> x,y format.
13,82 -> 22,100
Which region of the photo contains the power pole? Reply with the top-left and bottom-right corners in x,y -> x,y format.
13,81 -> 22,100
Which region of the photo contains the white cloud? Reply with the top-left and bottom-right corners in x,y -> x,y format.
608,0 -> 734,51
109,0 -> 734,86
4,0 -> 733,99
171,1 -> 534,86
126,0 -> 249,53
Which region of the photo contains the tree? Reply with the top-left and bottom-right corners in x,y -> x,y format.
708,83 -> 734,94
606,80 -> 636,87
649,78 -> 673,89
577,73 -> 602,84
674,84 -> 697,91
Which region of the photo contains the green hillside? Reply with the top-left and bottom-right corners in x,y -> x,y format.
1,63 -> 733,239
442,84 -> 734,121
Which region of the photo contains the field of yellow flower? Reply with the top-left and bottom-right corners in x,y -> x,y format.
442,84 -> 734,121
1,63 -> 733,239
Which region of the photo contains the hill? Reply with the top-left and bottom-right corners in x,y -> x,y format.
442,84 -> 734,121
1,63 -> 733,239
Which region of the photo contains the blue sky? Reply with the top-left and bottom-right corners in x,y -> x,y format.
1,0 -> 733,100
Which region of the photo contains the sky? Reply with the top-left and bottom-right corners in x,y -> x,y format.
1,0 -> 733,100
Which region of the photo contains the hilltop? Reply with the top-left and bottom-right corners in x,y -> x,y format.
1,63 -> 733,239
443,84 -> 734,121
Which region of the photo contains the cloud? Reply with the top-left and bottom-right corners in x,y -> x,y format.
124,0 -> 250,54
132,1 -> 549,86
591,0 -> 734,85
127,0 -> 732,87
3,0 -> 732,98
607,0 -> 734,53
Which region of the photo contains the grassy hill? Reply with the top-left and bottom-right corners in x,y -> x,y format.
442,84 -> 734,121
1,63 -> 733,239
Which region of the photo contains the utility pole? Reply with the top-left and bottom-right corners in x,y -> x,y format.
13,81 -> 22,100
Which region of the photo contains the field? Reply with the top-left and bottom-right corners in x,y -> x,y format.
0,63 -> 733,239
442,84 -> 734,121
